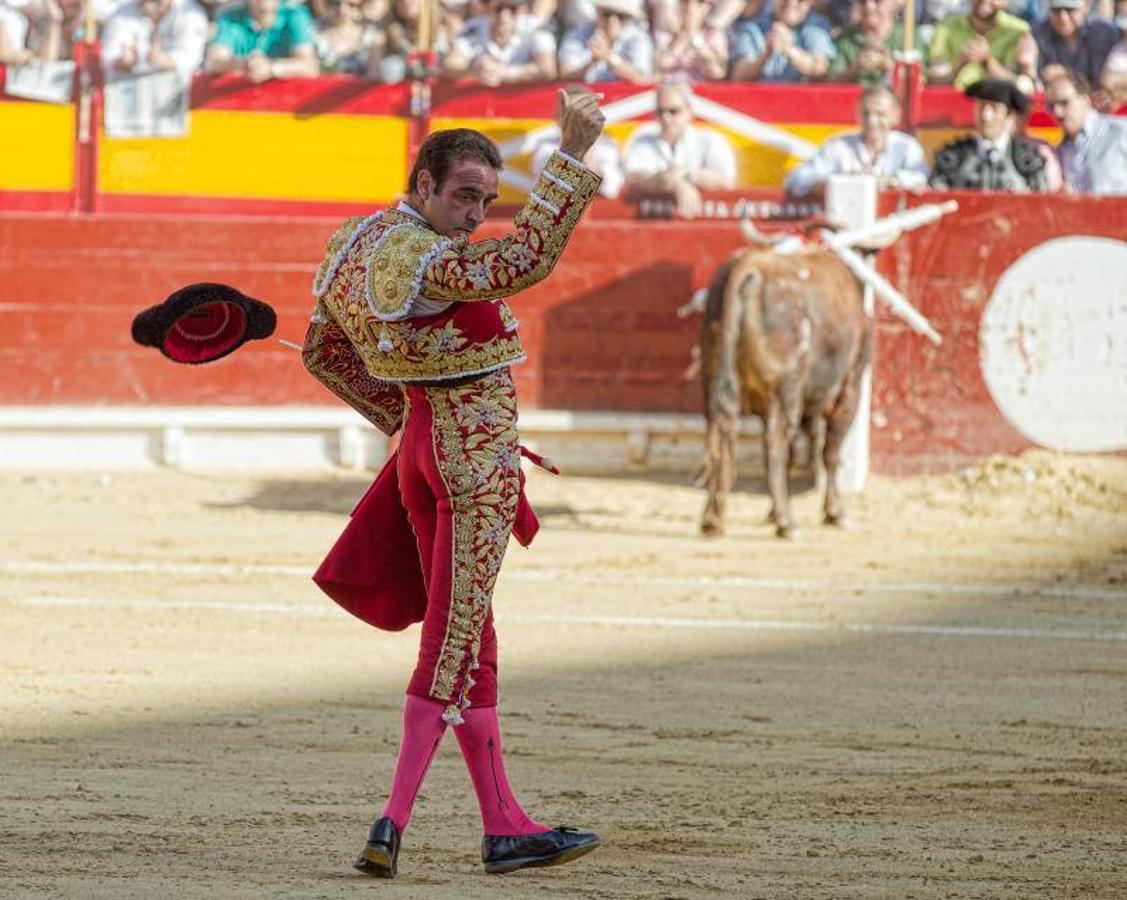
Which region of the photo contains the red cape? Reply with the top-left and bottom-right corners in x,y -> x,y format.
312,449 -> 541,631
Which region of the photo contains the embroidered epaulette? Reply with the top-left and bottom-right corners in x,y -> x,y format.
364,224 -> 453,321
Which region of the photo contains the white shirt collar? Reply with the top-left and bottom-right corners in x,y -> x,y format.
975,133 -> 1010,155
396,200 -> 427,222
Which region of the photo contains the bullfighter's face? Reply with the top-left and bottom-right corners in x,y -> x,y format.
416,157 -> 500,239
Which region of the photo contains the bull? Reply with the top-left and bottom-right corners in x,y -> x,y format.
699,245 -> 873,539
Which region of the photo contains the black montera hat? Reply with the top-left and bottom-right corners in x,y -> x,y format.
131,282 -> 276,364
964,78 -> 1030,114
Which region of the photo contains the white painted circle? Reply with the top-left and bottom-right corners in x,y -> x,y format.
979,236 -> 1127,453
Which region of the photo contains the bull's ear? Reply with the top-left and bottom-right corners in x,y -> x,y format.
131,283 -> 276,365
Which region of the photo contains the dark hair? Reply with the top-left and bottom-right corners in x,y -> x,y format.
407,129 -> 503,195
1045,68 -> 1091,97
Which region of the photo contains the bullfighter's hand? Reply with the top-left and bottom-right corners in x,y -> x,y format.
558,88 -> 606,160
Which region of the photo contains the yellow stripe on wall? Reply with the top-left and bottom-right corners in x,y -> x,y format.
432,116 -> 856,194
99,109 -> 408,202
0,101 -> 74,191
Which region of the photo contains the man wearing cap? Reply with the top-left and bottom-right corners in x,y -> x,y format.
930,77 -> 1050,191
558,0 -> 654,82
927,0 -> 1038,89
1045,68 -> 1127,194
442,0 -> 557,85
1033,0 -> 1119,86
302,94 -> 607,879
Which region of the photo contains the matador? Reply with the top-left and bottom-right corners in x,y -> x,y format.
302,91 -> 607,878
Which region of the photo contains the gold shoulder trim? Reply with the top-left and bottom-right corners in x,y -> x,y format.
312,213 -> 382,298
364,224 -> 453,322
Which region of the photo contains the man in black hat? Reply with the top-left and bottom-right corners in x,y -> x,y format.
930,77 -> 1050,191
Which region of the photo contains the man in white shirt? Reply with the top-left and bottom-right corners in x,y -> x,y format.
1046,69 -> 1127,195
785,84 -> 930,198
622,79 -> 737,218
101,0 -> 208,83
442,0 -> 556,85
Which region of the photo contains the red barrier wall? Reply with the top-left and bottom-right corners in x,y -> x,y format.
2,193 -> 1125,472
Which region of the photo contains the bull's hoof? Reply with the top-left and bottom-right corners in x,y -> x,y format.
701,521 -> 725,539
824,512 -> 851,529
765,509 -> 778,525
775,523 -> 800,540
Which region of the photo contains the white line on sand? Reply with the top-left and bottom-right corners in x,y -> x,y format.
2,559 -> 1123,602
12,596 -> 1127,643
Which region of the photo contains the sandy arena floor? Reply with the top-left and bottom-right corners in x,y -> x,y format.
1,450 -> 1126,899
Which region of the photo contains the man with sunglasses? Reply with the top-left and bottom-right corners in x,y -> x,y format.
622,78 -> 737,217
1045,69 -> 1127,194
558,0 -> 653,82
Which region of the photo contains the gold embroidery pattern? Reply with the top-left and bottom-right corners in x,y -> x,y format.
426,369 -> 521,719
365,226 -> 452,321
421,152 -> 602,303
302,312 -> 405,436
312,216 -> 367,297
363,314 -> 526,382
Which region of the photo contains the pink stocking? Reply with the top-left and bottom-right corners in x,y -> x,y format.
453,705 -> 548,836
380,694 -> 448,831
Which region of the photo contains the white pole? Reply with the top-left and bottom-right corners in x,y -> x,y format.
825,175 -> 877,493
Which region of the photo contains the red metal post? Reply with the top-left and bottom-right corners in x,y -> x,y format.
71,40 -> 102,213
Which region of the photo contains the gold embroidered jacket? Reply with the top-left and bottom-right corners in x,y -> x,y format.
305,150 -> 601,405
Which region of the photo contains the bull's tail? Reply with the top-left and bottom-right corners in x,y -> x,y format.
700,256 -> 764,535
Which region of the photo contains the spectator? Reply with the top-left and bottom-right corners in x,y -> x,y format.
930,77 -> 1050,190
1033,0 -> 1118,86
1,0 -> 84,63
713,0 -> 772,32
442,0 -> 556,84
829,0 -> 905,85
558,0 -> 654,83
0,0 -> 38,65
730,0 -> 836,82
101,0 -> 208,83
312,0 -> 385,75
654,0 -> 729,79
530,84 -> 625,196
204,0 -> 319,82
373,0 -> 421,81
1045,69 -> 1127,192
622,79 -> 738,217
928,0 -> 1038,88
923,0 -> 969,26
785,84 -> 930,196
1100,1 -> 1127,109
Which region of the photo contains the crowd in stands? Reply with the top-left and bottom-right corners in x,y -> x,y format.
0,0 -> 1123,193
3,0 -> 1125,97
